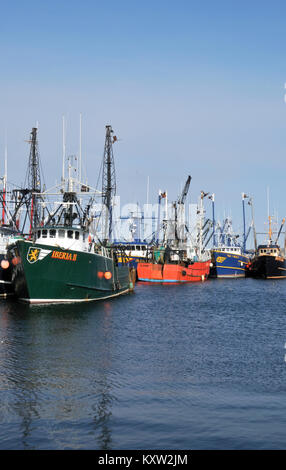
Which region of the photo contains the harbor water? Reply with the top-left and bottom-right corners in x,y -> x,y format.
1,278 -> 286,450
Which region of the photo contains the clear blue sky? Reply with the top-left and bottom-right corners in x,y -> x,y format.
1,0 -> 286,241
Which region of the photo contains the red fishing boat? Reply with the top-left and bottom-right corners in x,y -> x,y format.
137,259 -> 211,283
137,180 -> 211,283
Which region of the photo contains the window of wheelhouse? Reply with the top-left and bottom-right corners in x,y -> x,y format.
49,229 -> 56,238
67,230 -> 73,239
58,230 -> 65,238
37,230 -> 41,238
75,231 -> 79,240
42,229 -> 47,238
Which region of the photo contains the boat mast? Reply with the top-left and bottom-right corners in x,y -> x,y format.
268,216 -> 273,244
27,127 -> 42,234
197,191 -> 208,259
162,191 -> 168,246
1,136 -> 7,225
248,197 -> 257,252
156,191 -> 162,245
102,125 -> 116,244
210,193 -> 215,247
242,192 -> 249,253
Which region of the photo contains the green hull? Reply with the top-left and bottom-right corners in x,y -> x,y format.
8,240 -> 132,303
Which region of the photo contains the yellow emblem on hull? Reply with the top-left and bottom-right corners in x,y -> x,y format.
27,247 -> 40,263
216,256 -> 226,263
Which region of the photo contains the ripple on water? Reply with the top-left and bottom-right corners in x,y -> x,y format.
1,279 -> 286,449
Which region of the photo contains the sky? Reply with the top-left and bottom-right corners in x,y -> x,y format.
1,0 -> 286,243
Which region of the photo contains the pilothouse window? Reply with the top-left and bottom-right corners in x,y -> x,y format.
49,229 -> 56,238
67,230 -> 73,239
75,231 -> 79,240
42,230 -> 47,238
58,230 -> 65,238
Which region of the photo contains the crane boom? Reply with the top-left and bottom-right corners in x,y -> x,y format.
275,218 -> 285,244
178,175 -> 191,204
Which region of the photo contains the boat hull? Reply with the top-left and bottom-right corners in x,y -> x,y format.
8,240 -> 132,303
210,250 -> 249,278
137,261 -> 211,283
117,255 -> 147,269
0,253 -> 14,298
247,255 -> 286,279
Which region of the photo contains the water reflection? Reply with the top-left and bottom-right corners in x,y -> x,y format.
3,280 -> 284,450
0,299 -> 118,449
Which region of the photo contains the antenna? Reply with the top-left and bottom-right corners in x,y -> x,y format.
62,115 -> 66,184
79,113 -> 82,184
4,129 -> 7,184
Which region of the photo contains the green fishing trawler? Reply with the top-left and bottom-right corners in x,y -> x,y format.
7,126 -> 133,304
8,228 -> 132,303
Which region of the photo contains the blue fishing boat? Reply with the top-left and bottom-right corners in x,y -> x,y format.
210,217 -> 250,278
209,193 -> 253,278
211,244 -> 249,278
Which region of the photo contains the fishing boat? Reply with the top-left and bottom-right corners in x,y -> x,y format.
7,126 -> 133,303
210,217 -> 250,278
112,211 -> 153,269
246,216 -> 286,279
137,185 -> 211,283
210,194 -> 253,278
113,241 -> 151,269
137,248 -> 211,283
7,225 -> 132,303
0,226 -> 20,297
0,141 -> 24,297
211,245 -> 249,278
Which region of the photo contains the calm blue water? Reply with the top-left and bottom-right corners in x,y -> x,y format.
1,278 -> 286,450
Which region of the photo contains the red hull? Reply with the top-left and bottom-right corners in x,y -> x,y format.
137,260 -> 211,283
